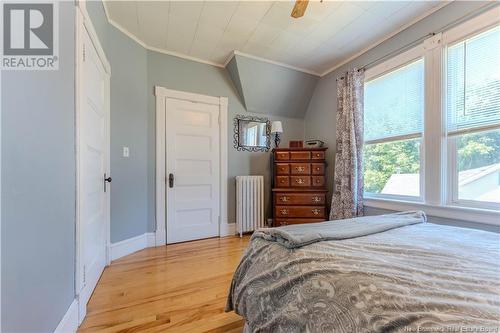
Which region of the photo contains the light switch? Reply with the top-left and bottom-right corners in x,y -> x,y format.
123,146 -> 130,157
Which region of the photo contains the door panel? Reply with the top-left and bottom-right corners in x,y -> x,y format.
166,99 -> 220,243
78,24 -> 110,319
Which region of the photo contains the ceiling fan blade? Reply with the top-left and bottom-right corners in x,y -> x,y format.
291,0 -> 309,18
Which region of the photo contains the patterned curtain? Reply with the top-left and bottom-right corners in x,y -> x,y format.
330,69 -> 365,220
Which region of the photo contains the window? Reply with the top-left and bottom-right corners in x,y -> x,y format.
363,58 -> 424,198
446,26 -> 500,206
362,7 -> 500,221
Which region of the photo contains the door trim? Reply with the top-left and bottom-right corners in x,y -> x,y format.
155,86 -> 228,246
75,3 -> 111,324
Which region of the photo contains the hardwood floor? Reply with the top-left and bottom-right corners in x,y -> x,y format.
78,236 -> 250,333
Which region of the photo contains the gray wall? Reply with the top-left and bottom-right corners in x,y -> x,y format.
88,2 -> 306,241
1,2 -> 76,332
87,2 -> 149,243
304,1 -> 496,228
227,54 -> 319,118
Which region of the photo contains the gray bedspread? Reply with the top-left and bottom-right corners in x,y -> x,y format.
226,215 -> 500,333
253,211 -> 426,248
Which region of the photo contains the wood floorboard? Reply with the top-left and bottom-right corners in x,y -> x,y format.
78,236 -> 250,333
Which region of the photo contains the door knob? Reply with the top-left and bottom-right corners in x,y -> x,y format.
168,173 -> 174,188
104,173 -> 112,192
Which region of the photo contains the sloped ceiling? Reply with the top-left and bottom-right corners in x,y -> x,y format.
226,54 -> 318,118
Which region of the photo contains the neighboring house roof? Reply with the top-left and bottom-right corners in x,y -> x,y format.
381,173 -> 420,196
380,163 -> 500,197
458,163 -> 500,186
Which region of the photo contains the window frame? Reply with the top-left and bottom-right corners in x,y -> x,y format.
363,6 -> 500,224
363,46 -> 426,202
443,13 -> 500,211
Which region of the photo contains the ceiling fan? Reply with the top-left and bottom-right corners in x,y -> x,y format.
291,0 -> 320,19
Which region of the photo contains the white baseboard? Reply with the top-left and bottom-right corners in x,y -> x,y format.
220,223 -> 236,237
146,232 -> 156,247
54,299 -> 78,333
110,232 -> 156,261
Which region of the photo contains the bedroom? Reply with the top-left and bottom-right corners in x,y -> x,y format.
1,0 -> 499,332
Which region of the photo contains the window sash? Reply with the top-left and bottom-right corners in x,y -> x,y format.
365,132 -> 421,145
363,46 -> 425,201
444,19 -> 500,209
364,56 -> 425,142
444,25 -> 500,134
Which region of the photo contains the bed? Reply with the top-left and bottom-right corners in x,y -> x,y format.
226,211 -> 500,333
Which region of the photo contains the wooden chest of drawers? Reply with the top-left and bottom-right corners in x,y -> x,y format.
272,148 -> 328,227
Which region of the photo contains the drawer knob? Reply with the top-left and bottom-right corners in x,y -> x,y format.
280,209 -> 289,215
281,179 -> 285,183
280,196 -> 289,202
295,178 -> 305,184
316,179 -> 321,183
312,209 -> 320,215
295,166 -> 305,172
316,153 -> 320,157
312,196 -> 321,203
316,167 -> 320,171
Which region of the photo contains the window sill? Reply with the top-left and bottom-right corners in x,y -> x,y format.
364,197 -> 500,226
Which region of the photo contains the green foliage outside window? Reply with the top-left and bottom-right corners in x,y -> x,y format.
363,139 -> 420,194
363,131 -> 500,194
457,131 -> 500,172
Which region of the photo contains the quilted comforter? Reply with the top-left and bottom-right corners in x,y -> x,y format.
226,216 -> 500,333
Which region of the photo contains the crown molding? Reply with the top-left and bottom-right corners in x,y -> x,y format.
223,50 -> 236,68
101,2 -> 320,75
102,1 -> 456,78
102,2 -> 225,68
319,1 -> 452,77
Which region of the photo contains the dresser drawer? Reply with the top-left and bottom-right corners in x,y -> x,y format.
275,151 -> 290,160
290,151 -> 311,160
290,163 -> 311,175
275,206 -> 326,218
276,163 -> 290,175
312,176 -> 325,187
290,176 -> 311,187
311,151 -> 325,160
275,193 -> 326,205
275,218 -> 326,226
311,163 -> 324,175
276,176 -> 290,187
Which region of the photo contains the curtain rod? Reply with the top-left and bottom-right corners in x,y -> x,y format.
336,2 -> 498,81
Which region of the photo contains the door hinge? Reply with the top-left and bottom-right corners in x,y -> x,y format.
218,114 -> 221,125
83,265 -> 86,284
82,43 -> 86,62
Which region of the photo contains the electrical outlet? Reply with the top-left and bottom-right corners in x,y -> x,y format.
123,146 -> 130,157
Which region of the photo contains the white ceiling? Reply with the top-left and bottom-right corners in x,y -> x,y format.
103,0 -> 448,76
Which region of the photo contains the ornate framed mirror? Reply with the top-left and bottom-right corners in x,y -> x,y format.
233,115 -> 271,152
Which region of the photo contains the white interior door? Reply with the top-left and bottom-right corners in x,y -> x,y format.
77,23 -> 110,320
165,98 -> 220,243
